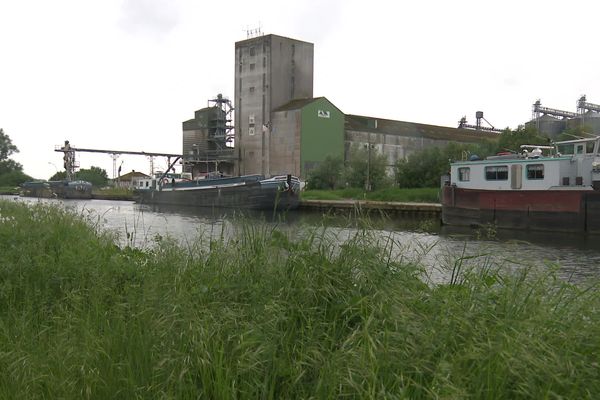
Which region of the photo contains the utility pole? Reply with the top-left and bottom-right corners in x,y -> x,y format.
366,133 -> 372,192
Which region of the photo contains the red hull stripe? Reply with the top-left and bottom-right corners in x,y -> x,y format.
443,187 -> 583,213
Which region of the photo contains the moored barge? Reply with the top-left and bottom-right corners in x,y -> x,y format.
134,173 -> 301,210
20,180 -> 93,199
441,137 -> 600,233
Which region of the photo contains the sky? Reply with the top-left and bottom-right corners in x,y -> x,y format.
1,0 -> 599,179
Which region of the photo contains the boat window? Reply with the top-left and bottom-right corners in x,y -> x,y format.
458,167 -> 470,181
587,141 -> 595,153
485,165 -> 508,180
526,164 -> 544,180
557,143 -> 574,155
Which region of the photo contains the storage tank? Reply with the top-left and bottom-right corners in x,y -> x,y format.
526,114 -> 566,138
567,111 -> 600,135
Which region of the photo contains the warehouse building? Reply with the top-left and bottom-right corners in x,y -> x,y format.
183,33 -> 498,179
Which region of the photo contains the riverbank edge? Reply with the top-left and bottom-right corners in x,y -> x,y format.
298,199 -> 441,216
5,191 -> 442,216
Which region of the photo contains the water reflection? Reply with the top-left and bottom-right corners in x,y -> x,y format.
4,195 -> 600,282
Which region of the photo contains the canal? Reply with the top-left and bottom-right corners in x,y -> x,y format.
5,195 -> 600,282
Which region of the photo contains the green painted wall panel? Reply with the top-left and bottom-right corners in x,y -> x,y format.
300,98 -> 344,175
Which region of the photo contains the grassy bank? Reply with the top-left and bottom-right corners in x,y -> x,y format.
0,200 -> 599,398
0,186 -> 19,195
301,187 -> 440,203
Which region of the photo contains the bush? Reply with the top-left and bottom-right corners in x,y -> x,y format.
306,156 -> 344,190
395,141 -> 497,188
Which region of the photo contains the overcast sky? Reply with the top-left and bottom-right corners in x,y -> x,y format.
1,0 -> 599,179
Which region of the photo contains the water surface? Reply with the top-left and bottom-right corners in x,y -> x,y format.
5,195 -> 600,282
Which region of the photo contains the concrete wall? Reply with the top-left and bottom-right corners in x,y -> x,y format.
345,129 -> 455,174
234,36 -> 266,176
269,109 -> 302,177
268,36 -> 314,111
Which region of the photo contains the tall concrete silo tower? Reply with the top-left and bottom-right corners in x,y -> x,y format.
234,33 -> 314,176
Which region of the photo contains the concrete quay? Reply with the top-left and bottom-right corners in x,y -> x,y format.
298,199 -> 441,217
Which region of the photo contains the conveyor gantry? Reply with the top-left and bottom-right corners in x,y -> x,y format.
55,140 -> 182,180
532,100 -> 577,119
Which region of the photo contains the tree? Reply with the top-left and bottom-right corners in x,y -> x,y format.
394,126 -> 556,188
0,128 -> 18,162
49,171 -> 67,181
306,156 -> 344,190
76,166 -> 109,187
395,146 -> 448,188
0,158 -> 23,175
395,141 -> 495,188
0,129 -> 28,185
0,170 -> 32,187
344,144 -> 390,191
495,125 -> 548,153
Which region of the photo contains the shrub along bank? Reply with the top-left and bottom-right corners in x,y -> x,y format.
0,199 -> 599,398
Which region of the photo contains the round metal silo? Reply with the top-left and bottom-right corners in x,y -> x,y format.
529,114 -> 566,138
575,111 -> 600,135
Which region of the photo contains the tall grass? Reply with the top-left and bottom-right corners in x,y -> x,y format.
0,199 -> 599,398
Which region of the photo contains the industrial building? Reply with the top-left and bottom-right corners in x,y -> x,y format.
527,96 -> 600,138
182,33 -> 499,180
344,115 -> 499,175
235,34 -> 314,177
182,94 -> 235,176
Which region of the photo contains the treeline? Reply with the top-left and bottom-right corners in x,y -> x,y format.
308,125 -> 549,190
0,128 -> 110,188
49,167 -> 109,187
0,129 -> 32,187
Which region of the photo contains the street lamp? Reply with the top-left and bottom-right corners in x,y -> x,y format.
47,162 -> 60,180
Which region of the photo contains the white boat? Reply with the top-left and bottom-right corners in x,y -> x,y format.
441,137 -> 600,232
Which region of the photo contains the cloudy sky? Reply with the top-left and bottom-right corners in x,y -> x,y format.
1,0 -> 599,179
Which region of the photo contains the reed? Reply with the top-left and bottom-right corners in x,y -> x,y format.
0,199 -> 598,398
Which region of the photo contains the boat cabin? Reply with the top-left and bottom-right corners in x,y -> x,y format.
135,171 -> 193,191
448,137 -> 600,191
